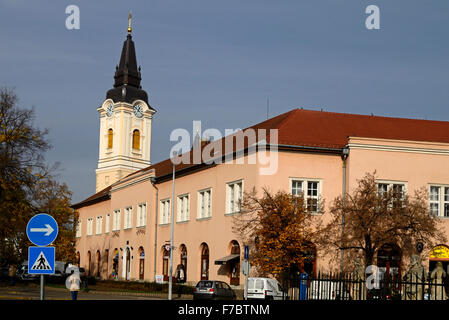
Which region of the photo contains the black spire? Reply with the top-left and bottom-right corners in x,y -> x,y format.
106,21 -> 150,105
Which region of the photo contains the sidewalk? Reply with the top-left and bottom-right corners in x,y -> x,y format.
0,282 -> 193,300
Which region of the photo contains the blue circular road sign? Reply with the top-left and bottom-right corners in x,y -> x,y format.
26,213 -> 58,246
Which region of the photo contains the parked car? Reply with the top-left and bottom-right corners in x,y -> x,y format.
246,277 -> 288,300
16,262 -> 39,281
193,280 -> 237,300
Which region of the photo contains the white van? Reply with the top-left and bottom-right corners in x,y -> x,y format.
246,277 -> 287,300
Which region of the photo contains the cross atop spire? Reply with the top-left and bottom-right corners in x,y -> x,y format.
128,11 -> 132,34
105,13 -> 153,106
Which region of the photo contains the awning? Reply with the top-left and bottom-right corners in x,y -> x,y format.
214,254 -> 240,265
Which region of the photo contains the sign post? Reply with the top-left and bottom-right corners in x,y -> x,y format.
243,245 -> 250,300
26,213 -> 58,301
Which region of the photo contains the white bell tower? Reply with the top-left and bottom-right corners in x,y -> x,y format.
95,19 -> 156,192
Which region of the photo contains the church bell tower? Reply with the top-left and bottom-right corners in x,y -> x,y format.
95,13 -> 156,192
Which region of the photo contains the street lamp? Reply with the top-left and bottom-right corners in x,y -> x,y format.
340,147 -> 349,274
168,151 -> 177,300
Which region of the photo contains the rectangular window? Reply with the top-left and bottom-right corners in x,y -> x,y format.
113,209 -> 121,231
137,203 -> 147,227
226,181 -> 243,214
198,189 -> 212,218
307,181 -> 319,212
124,207 -> 133,229
75,219 -> 81,238
291,180 -> 303,196
87,218 -> 93,236
105,213 -> 110,233
377,181 -> 407,208
160,199 -> 171,224
96,216 -> 103,235
290,179 -> 321,213
177,194 -> 190,222
429,185 -> 449,218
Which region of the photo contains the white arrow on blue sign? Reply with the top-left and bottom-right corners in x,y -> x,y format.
26,213 -> 58,246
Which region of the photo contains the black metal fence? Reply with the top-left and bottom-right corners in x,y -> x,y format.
283,272 -> 449,301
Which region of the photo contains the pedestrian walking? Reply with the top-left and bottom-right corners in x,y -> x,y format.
176,264 -> 186,298
68,270 -> 81,300
8,264 -> 16,286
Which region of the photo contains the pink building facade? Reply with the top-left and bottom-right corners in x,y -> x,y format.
73,29 -> 449,287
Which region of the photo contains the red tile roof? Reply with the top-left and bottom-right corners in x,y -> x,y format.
72,108 -> 449,209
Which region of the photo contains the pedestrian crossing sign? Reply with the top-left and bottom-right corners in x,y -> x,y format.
28,246 -> 55,274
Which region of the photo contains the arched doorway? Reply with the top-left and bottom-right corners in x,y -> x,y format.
162,246 -> 170,281
76,252 -> 80,267
377,243 -> 402,279
138,247 -> 145,280
112,249 -> 119,280
103,249 -> 109,278
125,247 -> 131,280
429,245 -> 449,275
300,244 -> 317,277
200,243 -> 209,280
87,251 -> 91,276
96,250 -> 101,278
180,244 -> 187,282
229,241 -> 240,286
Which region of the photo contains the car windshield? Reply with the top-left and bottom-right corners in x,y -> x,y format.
197,281 -> 214,288
255,279 -> 264,289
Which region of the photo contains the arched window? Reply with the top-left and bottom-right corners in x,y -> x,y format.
96,250 -> 101,278
138,247 -> 145,280
87,251 -> 91,276
162,246 -> 170,281
229,241 -> 240,285
107,129 -> 113,149
132,129 -> 140,150
201,243 -> 209,280
180,244 -> 187,282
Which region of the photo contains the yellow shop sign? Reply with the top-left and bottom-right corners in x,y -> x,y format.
430,245 -> 449,260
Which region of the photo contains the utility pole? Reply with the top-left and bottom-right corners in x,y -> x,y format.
168,151 -> 177,300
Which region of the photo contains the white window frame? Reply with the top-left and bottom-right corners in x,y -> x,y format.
429,184 -> 449,218
376,180 -> 407,208
198,188 -> 212,219
160,199 -> 171,225
112,209 -> 121,231
177,194 -> 190,222
289,178 -> 323,214
75,219 -> 82,238
105,213 -> 110,233
226,180 -> 243,215
124,206 -> 133,229
96,215 -> 103,235
137,203 -> 147,227
87,217 -> 93,236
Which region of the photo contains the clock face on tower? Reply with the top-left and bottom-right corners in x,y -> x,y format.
133,104 -> 143,118
106,104 -> 114,117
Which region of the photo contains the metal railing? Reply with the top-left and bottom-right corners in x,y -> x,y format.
283,271 -> 448,301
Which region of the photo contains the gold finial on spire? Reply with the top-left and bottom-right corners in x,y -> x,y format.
127,11 -> 132,34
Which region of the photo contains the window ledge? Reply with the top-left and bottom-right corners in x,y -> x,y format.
225,212 -> 241,216
196,217 -> 212,221
176,220 -> 190,224
159,223 -> 170,226
136,226 -> 146,229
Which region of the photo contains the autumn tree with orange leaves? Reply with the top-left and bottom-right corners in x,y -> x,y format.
318,172 -> 447,270
0,87 -> 77,266
233,187 -> 321,278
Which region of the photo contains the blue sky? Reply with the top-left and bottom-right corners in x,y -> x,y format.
0,0 -> 448,203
